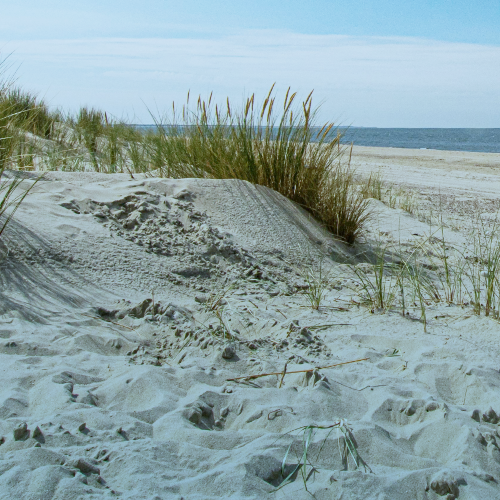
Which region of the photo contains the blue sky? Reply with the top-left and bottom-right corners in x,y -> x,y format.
1,0 -> 499,126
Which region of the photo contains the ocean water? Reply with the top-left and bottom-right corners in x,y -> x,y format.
135,126 -> 500,154
338,128 -> 500,153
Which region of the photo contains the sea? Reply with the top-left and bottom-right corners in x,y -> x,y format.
338,128 -> 500,154
135,126 -> 500,154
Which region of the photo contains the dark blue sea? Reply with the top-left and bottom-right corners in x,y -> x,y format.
135,126 -> 500,154
338,128 -> 500,153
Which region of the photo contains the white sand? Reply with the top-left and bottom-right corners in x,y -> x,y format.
1,147 -> 500,499
351,145 -> 500,197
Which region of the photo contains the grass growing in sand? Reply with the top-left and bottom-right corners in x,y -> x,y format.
148,86 -> 370,243
0,64 -> 371,244
358,170 -> 418,214
463,214 -> 500,318
292,256 -> 336,310
342,187 -> 500,330
349,244 -> 400,311
276,420 -> 370,493
4,60 -> 499,323
0,166 -> 42,238
0,73 -> 44,237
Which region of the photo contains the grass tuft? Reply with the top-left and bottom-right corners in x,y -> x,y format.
276,420 -> 372,494
147,87 -> 370,243
0,71 -> 43,237
0,167 -> 41,238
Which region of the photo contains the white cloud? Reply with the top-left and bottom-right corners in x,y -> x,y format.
1,31 -> 499,126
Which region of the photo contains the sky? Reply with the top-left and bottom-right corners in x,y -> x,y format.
1,0 -> 499,127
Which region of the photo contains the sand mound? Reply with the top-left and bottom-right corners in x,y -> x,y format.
1,170 -> 500,499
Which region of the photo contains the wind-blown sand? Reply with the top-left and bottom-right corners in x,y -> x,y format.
1,147 -> 500,499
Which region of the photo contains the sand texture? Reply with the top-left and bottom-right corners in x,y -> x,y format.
1,147 -> 500,499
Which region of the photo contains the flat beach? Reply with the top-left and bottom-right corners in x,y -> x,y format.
1,146 -> 500,499
352,145 -> 500,195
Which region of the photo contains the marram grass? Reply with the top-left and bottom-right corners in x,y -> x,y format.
147,86 -> 370,243
0,74 -> 371,244
0,72 -> 44,237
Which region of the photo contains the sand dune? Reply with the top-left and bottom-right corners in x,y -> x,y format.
1,148 -> 500,499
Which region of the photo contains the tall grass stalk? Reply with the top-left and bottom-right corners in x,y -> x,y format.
402,260 -> 429,332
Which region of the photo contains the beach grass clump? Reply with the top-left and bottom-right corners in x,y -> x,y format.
463,215 -> 500,317
64,108 -> 135,173
0,101 -> 20,171
100,120 -> 131,173
148,86 -> 370,243
0,73 -> 21,170
0,74 -> 43,236
68,107 -> 106,171
1,61 -> 370,243
0,67 -> 62,171
2,87 -> 59,139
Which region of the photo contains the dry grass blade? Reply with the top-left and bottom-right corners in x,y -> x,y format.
80,313 -> 136,331
278,363 -> 288,389
226,357 -> 369,382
